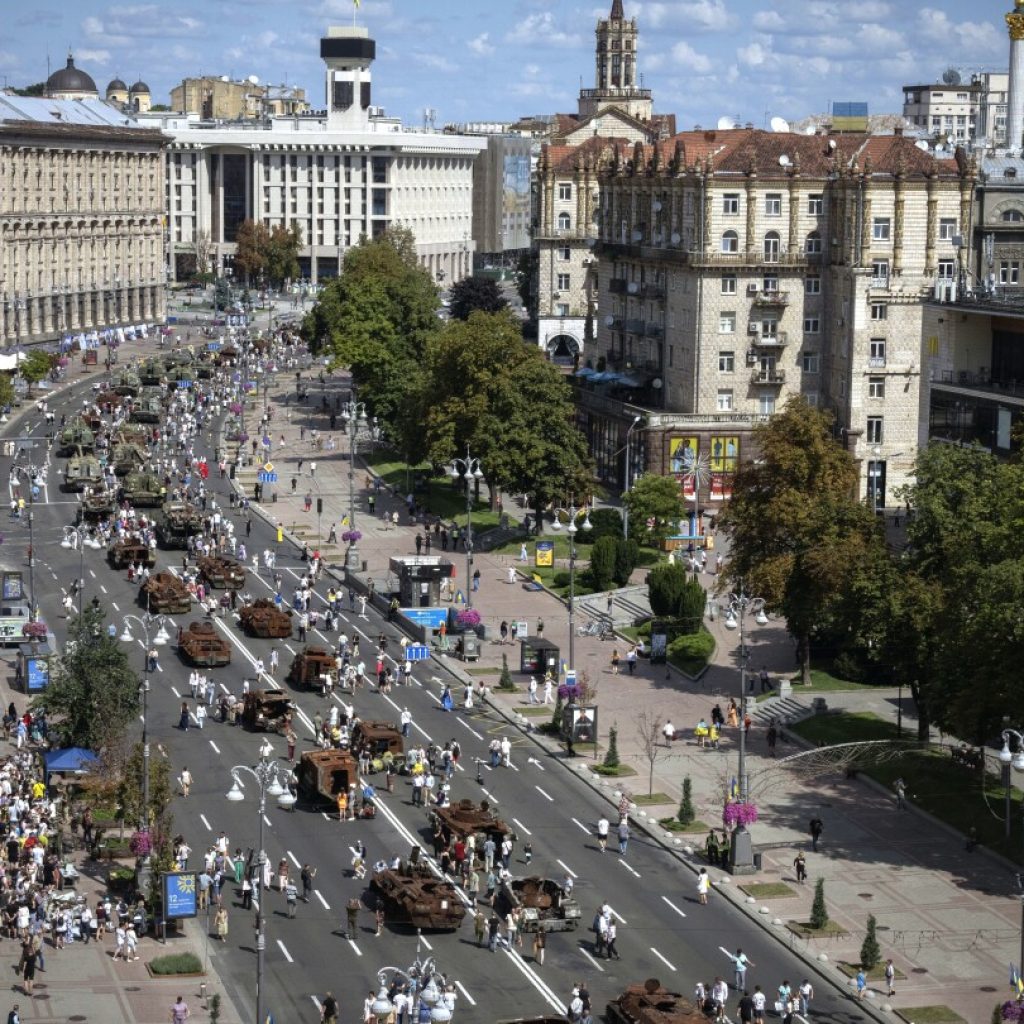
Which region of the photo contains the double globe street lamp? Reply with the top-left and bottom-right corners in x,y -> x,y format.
340,393 -> 368,570
550,501 -> 592,671
372,941 -> 455,1024
61,525 -> 103,613
225,741 -> 296,1024
445,446 -> 484,610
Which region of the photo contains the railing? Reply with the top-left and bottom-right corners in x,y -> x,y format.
579,87 -> 652,101
752,369 -> 786,385
868,356 -> 886,368
644,322 -> 664,339
534,227 -> 589,241
752,291 -> 789,306
869,277 -> 890,290
640,284 -> 665,300
752,332 -> 788,347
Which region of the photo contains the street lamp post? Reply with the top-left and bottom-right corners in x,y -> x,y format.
999,730 -> 1024,845
372,935 -> 455,1024
550,501 -> 592,671
225,742 -> 296,1024
724,589 -> 768,873
622,415 -> 642,541
340,391 -> 368,571
446,446 -> 484,610
61,525 -> 103,614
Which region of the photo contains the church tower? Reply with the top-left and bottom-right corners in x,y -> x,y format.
578,0 -> 652,121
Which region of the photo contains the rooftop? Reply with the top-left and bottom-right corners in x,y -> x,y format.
0,94 -> 140,127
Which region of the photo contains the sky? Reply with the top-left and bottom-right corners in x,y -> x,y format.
0,0 -> 1014,130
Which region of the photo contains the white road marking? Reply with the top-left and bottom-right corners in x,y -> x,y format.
526,756 -> 545,771
171,687 -> 181,699
455,716 -> 483,740
287,850 -> 301,869
419,935 -> 433,951
208,740 -> 220,754
347,938 -> 362,956
284,643 -> 296,654
511,817 -> 532,837
315,889 -> 330,911
650,946 -> 677,971
556,859 -> 577,879
111,602 -> 119,611
454,981 -> 475,1006
571,817 -> 590,835
276,939 -> 293,963
100,584 -> 107,593
608,906 -> 628,925
89,570 -> 96,578
481,788 -> 499,804
534,785 -> 553,802
199,814 -> 212,832
263,814 -> 272,827
579,946 -> 605,972
500,947 -> 566,1014
618,858 -> 641,879
661,896 -> 687,919
311,997 -> 322,1012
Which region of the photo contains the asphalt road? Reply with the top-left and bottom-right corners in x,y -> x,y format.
7,367 -> 877,1024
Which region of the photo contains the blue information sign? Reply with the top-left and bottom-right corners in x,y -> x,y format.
400,607 -> 448,630
26,657 -> 49,692
177,379 -> 192,389
207,342 -> 221,352
257,471 -> 278,484
406,645 -> 430,662
162,871 -> 198,919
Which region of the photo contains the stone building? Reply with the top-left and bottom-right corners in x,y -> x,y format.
169,76 -> 309,121
577,128 -> 973,505
0,94 -> 168,347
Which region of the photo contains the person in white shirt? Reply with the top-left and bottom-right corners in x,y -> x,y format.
596,816 -> 610,852
711,977 -> 729,1017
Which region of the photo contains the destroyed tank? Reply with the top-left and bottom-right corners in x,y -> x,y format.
155,503 -> 204,548
107,539 -> 156,570
238,599 -> 292,638
196,555 -> 246,590
495,876 -> 581,933
179,621 -> 231,667
113,367 -> 141,396
286,646 -> 335,690
606,981 -> 708,1024
140,571 -> 191,614
57,418 -> 96,456
297,750 -> 358,807
130,388 -> 165,424
77,490 -> 117,522
431,799 -> 511,846
63,452 -> 104,492
109,442 -> 148,477
241,689 -> 293,732
138,358 -> 166,386
120,471 -> 164,508
370,859 -> 466,932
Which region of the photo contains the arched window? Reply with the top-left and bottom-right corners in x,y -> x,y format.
1002,209 -> 1024,222
558,212 -> 571,231
721,230 -> 739,254
805,231 -> 822,254
763,231 -> 781,263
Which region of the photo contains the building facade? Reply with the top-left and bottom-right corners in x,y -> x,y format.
902,72 -> 1010,148
466,130 -> 533,267
147,27 -> 484,285
169,76 -> 309,121
0,94 -> 168,347
578,128 -> 972,504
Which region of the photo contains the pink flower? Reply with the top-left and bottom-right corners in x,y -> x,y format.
722,802 -> 758,828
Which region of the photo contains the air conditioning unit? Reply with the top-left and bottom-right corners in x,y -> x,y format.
747,283 -> 758,294
628,282 -> 639,294
748,322 -> 760,334
747,350 -> 757,364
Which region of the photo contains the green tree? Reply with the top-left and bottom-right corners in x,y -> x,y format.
448,275 -> 508,321
115,741 -> 174,832
810,877 -> 829,929
233,219 -> 270,284
0,373 -> 16,410
860,913 -> 881,970
647,562 -> 688,617
678,776 -> 695,825
498,652 -> 515,691
717,399 -> 882,684
20,350 -> 52,390
613,538 -> 639,587
677,578 -> 707,635
603,725 -> 620,768
622,475 -> 686,543
514,248 -> 538,326
265,223 -> 302,287
31,606 -> 140,749
589,535 -> 618,591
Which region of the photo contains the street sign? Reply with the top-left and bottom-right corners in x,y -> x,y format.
177,379 -> 192,389
257,471 -> 278,484
406,644 -> 431,661
262,436 -> 271,449
263,462 -> 274,473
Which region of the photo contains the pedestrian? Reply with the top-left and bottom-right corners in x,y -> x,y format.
171,996 -> 190,1023
884,958 -> 896,996
487,913 -> 500,952
737,990 -> 755,1024
855,969 -> 867,999
179,702 -> 190,731
697,867 -> 710,904
214,906 -> 228,942
731,948 -> 753,991
500,620 -> 509,645
893,777 -> 907,810
809,816 -> 824,852
596,816 -> 609,852
285,727 -> 297,763
751,985 -> 767,1023
532,926 -> 546,964
606,919 -> 620,959
195,703 -> 206,730
472,568 -> 481,591
321,992 -> 339,1024
179,767 -> 192,798
7,1003 -> 20,1024
617,819 -> 630,855
798,978 -> 815,1013
610,648 -> 620,674
474,910 -> 486,946
301,863 -> 316,902
626,646 -> 637,674
346,897 -> 360,939
285,879 -> 298,917
759,666 -> 771,693
793,851 -> 807,883
766,723 -> 777,757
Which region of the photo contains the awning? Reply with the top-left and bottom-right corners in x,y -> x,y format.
44,747 -> 99,776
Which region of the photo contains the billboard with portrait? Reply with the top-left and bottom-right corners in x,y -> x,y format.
709,436 -> 739,500
670,437 -> 699,498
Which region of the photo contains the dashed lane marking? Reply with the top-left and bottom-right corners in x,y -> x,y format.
556,859 -> 577,879
608,906 -> 628,925
454,981 -> 475,1006
420,935 -> 433,951
455,716 -> 483,740
661,896 -> 687,919
571,817 -> 590,835
315,890 -> 330,911
208,740 -> 220,754
199,814 -> 212,832
511,817 -> 532,836
650,947 -> 676,971
347,938 -> 362,956
481,788 -> 499,804
287,850 -> 301,869
618,858 -> 641,879
534,785 -> 553,802
276,939 -> 293,963
579,946 -> 605,972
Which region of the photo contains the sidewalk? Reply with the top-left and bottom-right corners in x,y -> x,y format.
242,370 -> 1015,1024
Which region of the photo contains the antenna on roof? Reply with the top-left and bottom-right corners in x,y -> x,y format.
770,116 -> 791,133
804,124 -> 816,135
915,140 -> 929,151
717,115 -> 736,130
778,154 -> 791,167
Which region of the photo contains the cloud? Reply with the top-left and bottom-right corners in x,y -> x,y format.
737,41 -> 769,67
671,41 -> 713,75
411,53 -> 456,73
468,32 -> 494,56
918,8 -> 1002,57
753,10 -> 785,30
76,48 -> 111,65
506,12 -> 584,48
635,0 -> 730,32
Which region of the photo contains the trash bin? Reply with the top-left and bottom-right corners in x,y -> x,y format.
461,634 -> 480,662
752,852 -> 763,871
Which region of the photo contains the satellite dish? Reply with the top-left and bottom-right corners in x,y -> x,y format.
652,200 -> 662,212
778,154 -> 791,167
915,140 -> 930,151
652,378 -> 663,390
248,74 -> 259,85
770,116 -> 791,134
933,145 -> 945,154
717,115 -> 737,130
604,316 -> 615,327
827,139 -> 837,151
670,231 -> 681,244
804,124 -> 816,135
942,68 -> 961,86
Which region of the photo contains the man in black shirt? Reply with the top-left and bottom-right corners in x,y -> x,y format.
737,990 -> 755,1023
320,991 -> 338,1024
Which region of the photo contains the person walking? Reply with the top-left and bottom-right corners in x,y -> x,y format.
179,767 -> 192,798
855,969 -> 867,999
170,996 -> 190,1023
798,978 -> 815,1014
605,919 -> 620,960
285,879 -> 298,918
532,926 -> 546,965
320,992 -> 339,1024
793,851 -> 807,883
596,816 -> 609,852
610,648 -> 620,675
884,959 -> 896,996
345,897 -> 361,940
809,816 -> 824,852
617,819 -> 630,855
301,863 -> 316,902
766,722 -> 777,757
285,727 -> 297,763
893,777 -> 907,810
214,906 -> 228,942
730,949 -> 753,991
697,867 -> 711,905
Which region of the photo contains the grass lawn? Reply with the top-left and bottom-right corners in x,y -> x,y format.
895,1008 -> 966,1024
740,882 -> 798,899
632,792 -> 672,806
659,817 -> 710,833
792,712 -> 1024,859
517,705 -> 552,717
591,762 -> 637,777
786,920 -> 849,939
797,668 -> 892,692
837,961 -> 906,981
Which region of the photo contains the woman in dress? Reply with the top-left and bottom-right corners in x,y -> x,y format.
214,906 -> 229,942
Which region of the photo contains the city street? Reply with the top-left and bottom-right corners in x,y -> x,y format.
0,363 -> 880,1024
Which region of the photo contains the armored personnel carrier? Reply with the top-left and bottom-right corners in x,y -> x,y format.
77,490 -> 117,522
241,689 -> 293,732
297,750 -> 358,808
286,646 -> 335,690
138,358 -> 166,387
239,599 -> 292,638
179,621 -> 231,667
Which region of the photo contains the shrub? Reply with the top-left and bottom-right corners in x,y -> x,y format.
552,571 -> 572,588
498,653 -> 516,691
678,776 -> 695,825
647,563 -> 688,617
549,691 -> 564,734
149,952 -> 203,975
589,535 -> 618,591
613,538 -> 640,587
860,914 -> 881,971
677,579 -> 707,634
810,878 -> 829,929
667,631 -> 714,665
575,507 -> 623,543
604,726 -> 620,769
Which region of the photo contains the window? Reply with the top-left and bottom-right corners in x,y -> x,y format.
555,302 -> 569,316
716,389 -> 734,411
721,273 -> 737,294
866,416 -> 883,444
557,212 -> 571,230
937,259 -> 955,279
557,273 -> 571,290
722,193 -> 740,215
719,312 -> 736,334
872,217 -> 891,241
559,183 -> 572,201
719,351 -> 735,372
868,376 -> 885,399
764,193 -> 782,216
803,317 -> 820,334
806,275 -> 821,295
761,318 -> 778,339
805,231 -> 822,254
758,394 -> 776,415
762,274 -> 778,292
801,352 -> 820,373
721,230 -> 739,253
939,218 -> 957,241
1002,209 -> 1024,223
1000,260 -> 1021,284
869,338 -> 886,367
871,259 -> 889,284
807,194 -> 823,216
763,232 -> 781,263
558,246 -> 570,261
870,303 -> 887,321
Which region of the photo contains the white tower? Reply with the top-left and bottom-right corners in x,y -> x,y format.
1007,0 -> 1024,150
321,26 -> 375,130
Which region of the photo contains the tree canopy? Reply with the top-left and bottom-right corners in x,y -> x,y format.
622,474 -> 686,543
233,220 -> 302,287
448,275 -> 508,321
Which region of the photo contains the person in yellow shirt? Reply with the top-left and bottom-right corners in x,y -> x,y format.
31,781 -> 44,801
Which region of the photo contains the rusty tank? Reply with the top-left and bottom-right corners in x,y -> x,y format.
495,876 -> 581,933
370,859 -> 466,932
77,490 -> 117,522
140,571 -> 192,614
286,646 -> 335,689
351,721 -> 404,766
155,503 -> 203,548
241,689 -> 293,732
107,540 -> 156,570
197,555 -> 246,590
432,799 -> 511,846
606,981 -> 707,1024
297,749 -> 358,807
178,621 -> 231,667
239,599 -> 292,638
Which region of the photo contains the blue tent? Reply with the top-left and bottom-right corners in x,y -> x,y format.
44,747 -> 99,778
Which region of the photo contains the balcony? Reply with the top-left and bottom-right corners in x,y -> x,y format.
579,86 -> 652,101
751,332 -> 788,347
752,290 -> 790,306
644,322 -> 664,339
752,368 -> 786,385
608,278 -> 628,294
868,356 -> 886,368
639,283 -> 665,300
534,226 -> 590,242
625,318 -> 646,334
869,277 -> 891,291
